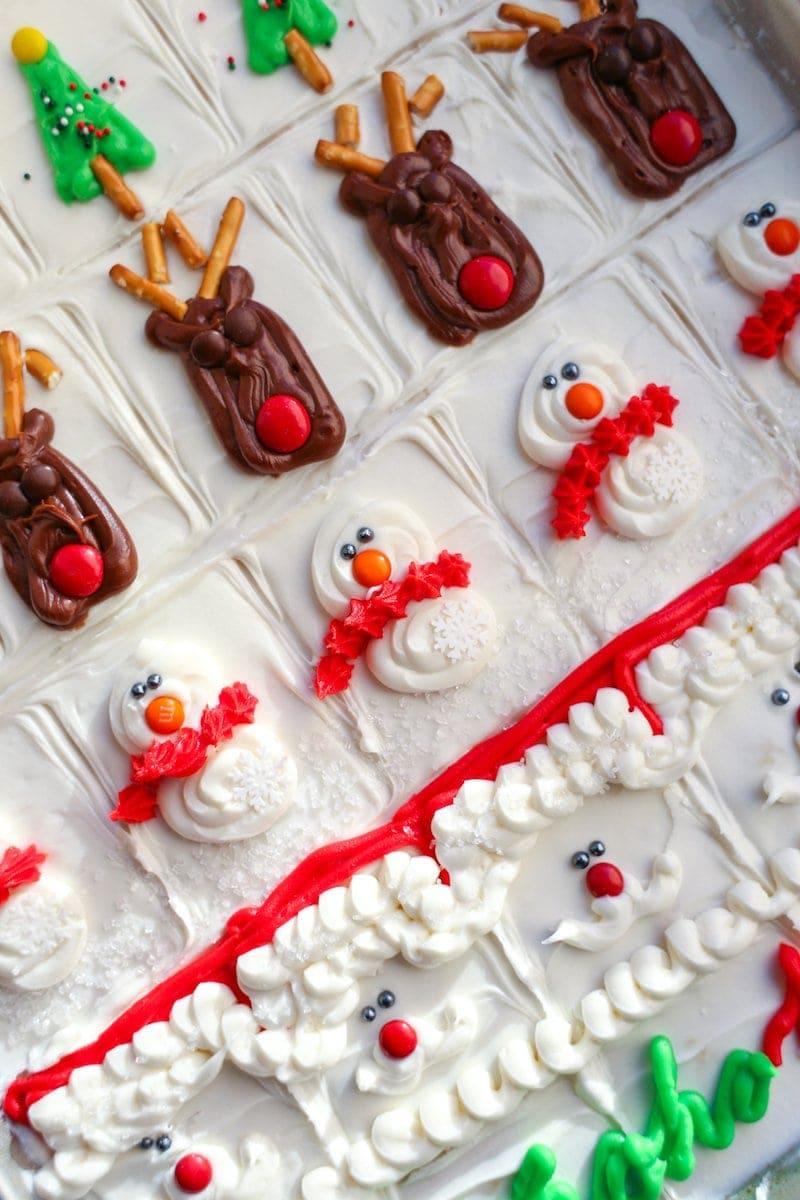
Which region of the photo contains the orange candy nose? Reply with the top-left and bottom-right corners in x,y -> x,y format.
352,548 -> 392,588
565,381 -> 604,420
145,695 -> 185,735
765,217 -> 800,257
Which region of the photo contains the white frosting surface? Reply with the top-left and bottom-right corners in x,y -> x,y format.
0,875 -> 86,993
595,426 -> 704,540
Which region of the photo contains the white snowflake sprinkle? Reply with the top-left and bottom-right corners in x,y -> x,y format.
430,600 -> 492,663
227,743 -> 293,812
637,439 -> 702,505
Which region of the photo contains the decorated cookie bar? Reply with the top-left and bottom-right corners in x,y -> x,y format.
0,332 -> 137,629
311,499 -> 496,697
717,200 -> 800,378
110,198 -> 346,475
315,73 -> 544,346
11,26 -> 155,219
518,338 -> 703,539
470,0 -> 736,200
109,639 -> 297,842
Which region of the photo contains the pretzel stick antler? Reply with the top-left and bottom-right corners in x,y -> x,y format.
409,75 -> 445,118
142,223 -> 169,284
381,72 -> 415,155
498,4 -> 564,31
315,140 -> 386,177
578,0 -> 602,17
198,197 -> 245,300
109,265 -> 188,321
24,349 -> 62,390
335,104 -> 360,148
162,210 -> 208,270
0,332 -> 25,438
468,29 -> 528,52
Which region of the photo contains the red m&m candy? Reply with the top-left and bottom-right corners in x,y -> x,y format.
650,109 -> 702,167
255,394 -> 311,453
586,861 -> 625,899
458,255 -> 515,311
379,1019 -> 418,1060
173,1153 -> 213,1194
48,543 -> 104,598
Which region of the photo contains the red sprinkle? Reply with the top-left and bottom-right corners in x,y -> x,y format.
68,82 -> 77,91
348,18 -> 355,27
101,81 -> 109,91
197,10 -> 207,21
84,92 -> 92,99
119,79 -> 127,88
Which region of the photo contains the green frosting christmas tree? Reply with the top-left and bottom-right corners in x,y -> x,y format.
11,27 -> 155,212
241,0 -> 337,74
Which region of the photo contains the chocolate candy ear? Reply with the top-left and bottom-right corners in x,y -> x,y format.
628,22 -> 661,61
190,330 -> 228,368
416,130 -> 453,169
224,305 -> 261,347
595,45 -> 633,84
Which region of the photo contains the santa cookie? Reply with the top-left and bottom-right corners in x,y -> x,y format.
109,639 -> 297,842
312,500 -> 496,697
717,200 -> 800,379
519,339 -> 703,539
0,844 -> 86,992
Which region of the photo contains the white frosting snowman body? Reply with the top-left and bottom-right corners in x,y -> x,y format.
0,868 -> 86,992
110,640 -> 296,843
519,338 -> 703,539
717,199 -> 800,379
311,501 -> 496,694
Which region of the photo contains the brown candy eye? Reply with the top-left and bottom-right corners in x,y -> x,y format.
190,330 -> 228,368
223,305 -> 261,347
418,172 -> 452,204
387,188 -> 422,225
628,23 -> 661,61
20,463 -> 60,501
0,480 -> 29,518
594,45 -> 633,84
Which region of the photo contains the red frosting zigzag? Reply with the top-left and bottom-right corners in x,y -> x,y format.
6,504 -> 800,1126
763,942 -> 800,1067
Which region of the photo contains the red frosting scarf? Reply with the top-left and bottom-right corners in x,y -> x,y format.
0,845 -> 45,904
110,682 -> 258,824
739,274 -> 800,359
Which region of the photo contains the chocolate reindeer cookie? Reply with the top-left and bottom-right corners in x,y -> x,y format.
0,333 -> 137,629
110,198 -> 345,476
315,73 -> 543,346
471,0 -> 735,201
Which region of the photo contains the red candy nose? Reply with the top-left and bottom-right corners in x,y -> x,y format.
586,861 -> 625,898
48,543 -> 104,598
650,109 -> 703,167
379,1019 -> 418,1060
174,1153 -> 213,1194
458,255 -> 515,311
255,394 -> 311,453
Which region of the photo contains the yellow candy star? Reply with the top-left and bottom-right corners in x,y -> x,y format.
11,28 -> 48,66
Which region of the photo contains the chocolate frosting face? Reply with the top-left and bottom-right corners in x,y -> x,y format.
0,409 -> 138,629
527,0 -> 736,199
145,266 -> 346,475
339,130 -> 544,346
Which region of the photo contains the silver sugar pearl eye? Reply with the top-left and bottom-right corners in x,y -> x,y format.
743,211 -> 761,227
147,674 -> 162,690
562,362 -> 580,381
543,374 -> 558,390
155,1135 -> 172,1152
760,202 -> 777,219
377,989 -> 395,1009
340,543 -> 357,560
139,1137 -> 154,1150
131,682 -> 147,699
589,840 -> 605,857
572,850 -> 590,870
361,1005 -> 377,1022
357,526 -> 374,543
771,688 -> 790,706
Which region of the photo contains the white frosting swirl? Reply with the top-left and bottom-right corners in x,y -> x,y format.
595,427 -> 703,540
544,851 -> 683,952
518,339 -> 634,470
163,1135 -> 281,1200
158,725 -> 297,843
355,998 -> 477,1095
312,500 -> 437,616
0,874 -> 86,992
717,200 -> 800,295
366,594 -> 496,693
110,639 -> 221,755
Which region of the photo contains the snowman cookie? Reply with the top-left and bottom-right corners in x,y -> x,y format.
109,639 -> 297,843
717,200 -> 800,378
0,844 -> 86,992
519,338 -> 704,539
311,500 -> 496,696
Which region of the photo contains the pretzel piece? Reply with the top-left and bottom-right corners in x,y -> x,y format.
285,28 -> 332,93
198,197 -> 246,300
579,0 -> 602,17
381,71 -> 415,155
0,332 -> 25,438
315,140 -> 386,178
24,349 -> 62,391
109,265 -> 188,321
498,4 -> 564,31
335,104 -> 360,148
468,29 -> 528,52
409,75 -> 445,118
162,210 -> 208,270
142,223 -> 169,284
90,154 -> 144,221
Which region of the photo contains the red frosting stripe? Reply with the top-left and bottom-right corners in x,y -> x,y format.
6,504 -> 800,1126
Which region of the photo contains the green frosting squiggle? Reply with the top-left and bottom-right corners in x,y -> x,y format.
241,0 -> 338,74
